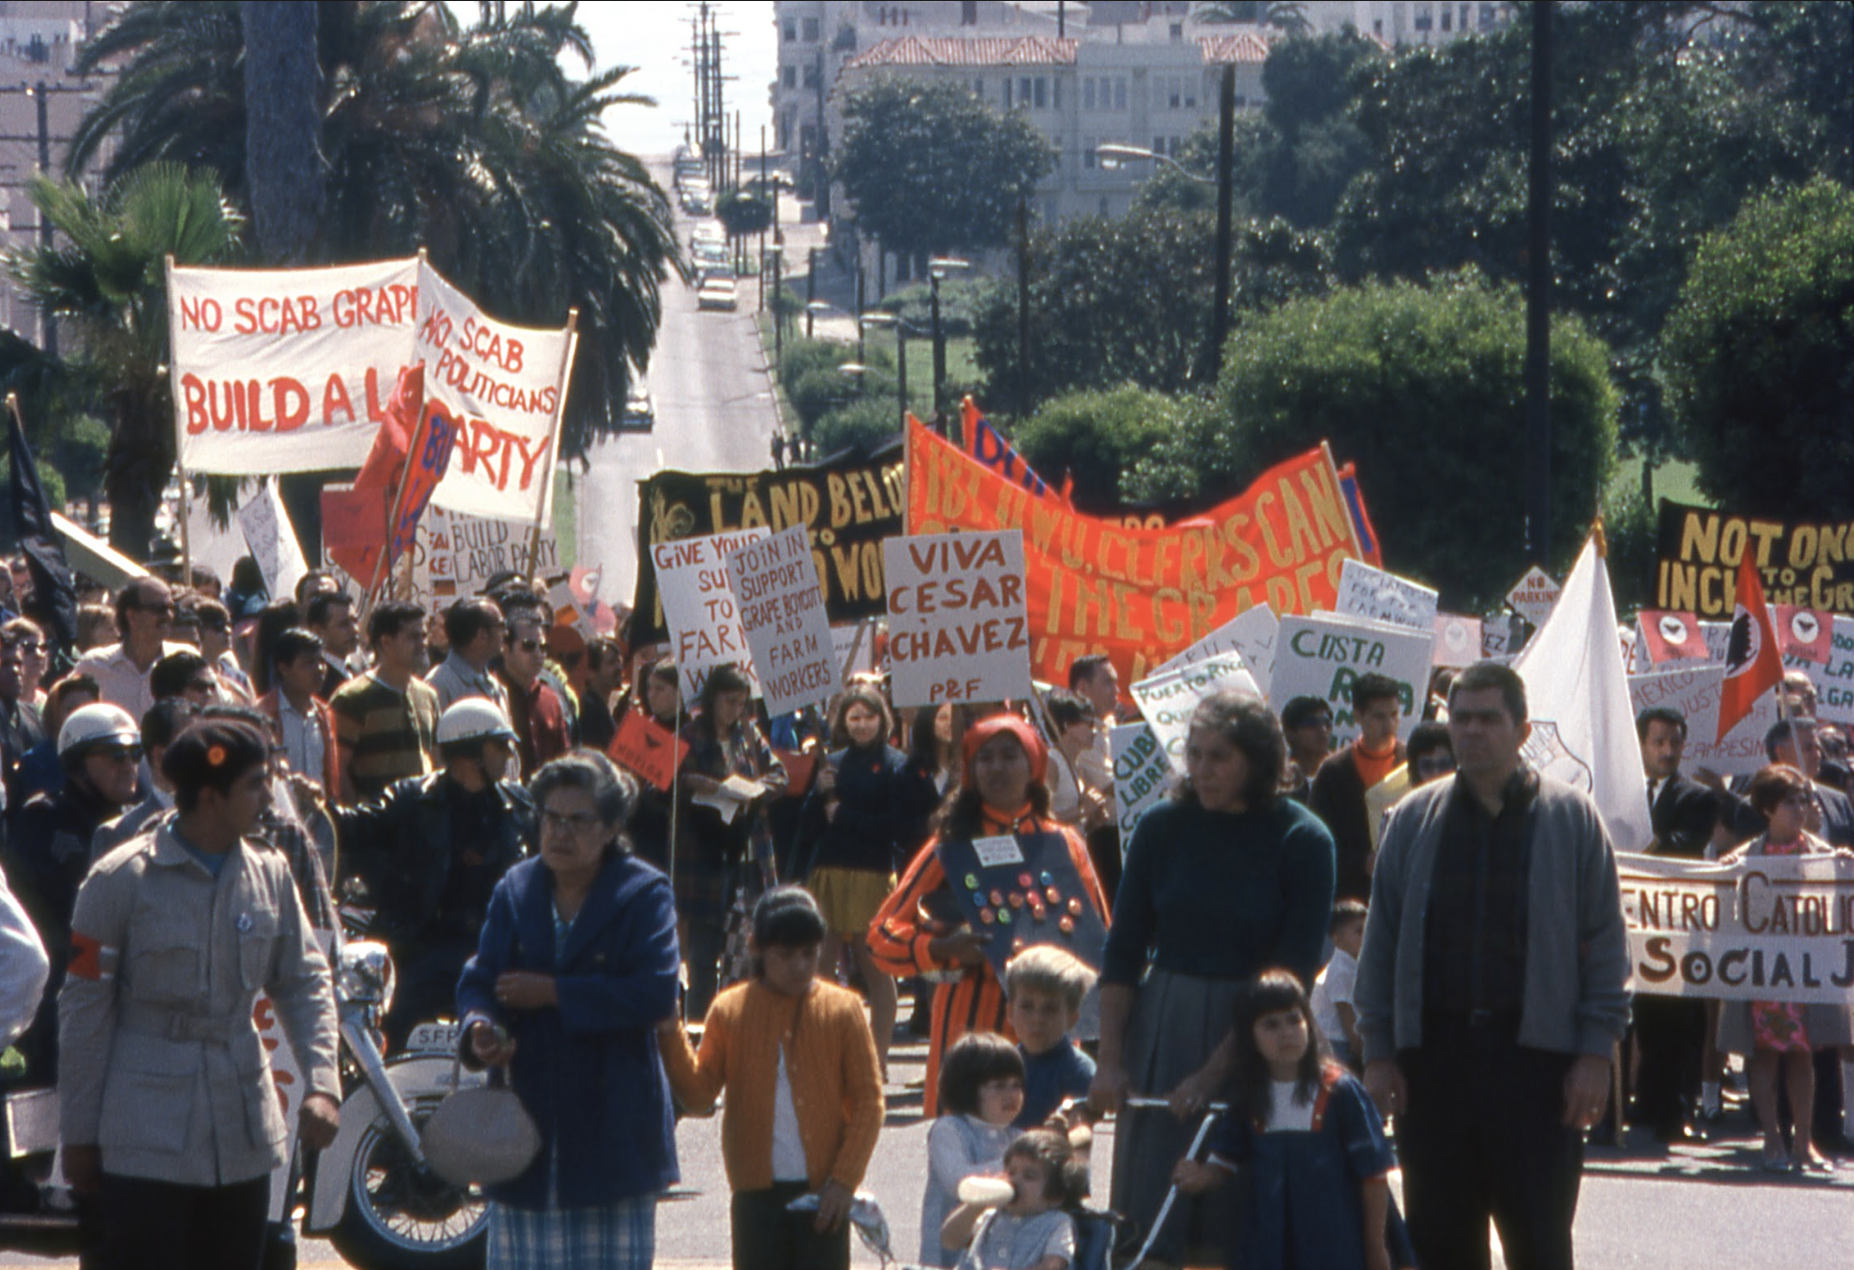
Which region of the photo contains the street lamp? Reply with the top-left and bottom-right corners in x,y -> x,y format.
858,312 -> 907,433
1096,64 -> 1236,381
805,300 -> 830,340
927,257 -> 970,419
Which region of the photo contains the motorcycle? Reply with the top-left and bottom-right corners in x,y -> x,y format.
0,936 -> 491,1269
303,936 -> 492,1270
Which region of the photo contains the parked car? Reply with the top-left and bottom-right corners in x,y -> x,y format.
697,278 -> 739,311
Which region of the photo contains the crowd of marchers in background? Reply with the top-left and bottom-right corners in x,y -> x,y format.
0,550 -> 1846,1270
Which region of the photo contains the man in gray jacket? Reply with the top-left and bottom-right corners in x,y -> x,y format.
1356,662 -> 1629,1270
58,718 -> 340,1270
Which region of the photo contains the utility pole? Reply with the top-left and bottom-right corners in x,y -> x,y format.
31,82 -> 54,357
1525,1 -> 1554,567
1206,63 -> 1235,383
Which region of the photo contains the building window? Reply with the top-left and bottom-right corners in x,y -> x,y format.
1084,78 -> 1096,110
782,18 -> 796,42
1082,136 -> 1094,168
1034,77 -> 1047,108
1234,94 -> 1247,109
1374,18 -> 1384,35
1053,78 -> 1061,109
1116,78 -> 1127,110
1154,135 -> 1166,155
1480,3 -> 1498,27
1441,7 -> 1452,30
972,77 -> 984,97
1100,196 -> 1110,215
1020,76 -> 1033,107
802,63 -> 819,88
1004,78 -> 1014,107
1168,77 -> 1181,110
1170,22 -> 1184,42
802,17 -> 820,41
783,65 -> 797,89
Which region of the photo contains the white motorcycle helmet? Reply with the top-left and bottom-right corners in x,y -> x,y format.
436,698 -> 517,748
58,702 -> 141,758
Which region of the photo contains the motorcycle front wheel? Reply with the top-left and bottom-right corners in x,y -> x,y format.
331,1098 -> 488,1270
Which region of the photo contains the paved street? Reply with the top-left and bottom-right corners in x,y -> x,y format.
574,159 -> 791,613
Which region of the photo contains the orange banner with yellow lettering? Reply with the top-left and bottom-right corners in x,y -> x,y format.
906,418 -> 1366,687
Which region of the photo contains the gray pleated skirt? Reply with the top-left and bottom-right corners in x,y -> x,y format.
1109,967 -> 1245,1267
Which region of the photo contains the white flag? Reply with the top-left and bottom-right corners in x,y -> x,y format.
1513,537 -> 1653,852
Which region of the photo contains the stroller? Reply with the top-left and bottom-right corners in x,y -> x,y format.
788,1184 -> 1129,1270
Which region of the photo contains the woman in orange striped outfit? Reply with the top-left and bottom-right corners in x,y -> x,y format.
867,713 -> 1108,1116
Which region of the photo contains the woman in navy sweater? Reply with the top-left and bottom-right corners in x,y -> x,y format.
799,681 -> 913,1074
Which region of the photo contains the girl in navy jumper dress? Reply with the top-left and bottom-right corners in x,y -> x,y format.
1174,969 -> 1415,1270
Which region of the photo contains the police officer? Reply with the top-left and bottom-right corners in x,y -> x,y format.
333,698 -> 533,1049
0,703 -> 142,1083
58,718 -> 340,1270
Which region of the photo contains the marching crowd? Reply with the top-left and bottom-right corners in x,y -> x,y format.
0,555 -> 1844,1270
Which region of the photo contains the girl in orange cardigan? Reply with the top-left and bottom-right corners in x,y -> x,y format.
659,886 -> 884,1270
867,714 -> 1109,1118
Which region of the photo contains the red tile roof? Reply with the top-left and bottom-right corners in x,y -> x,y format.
1196,32 -> 1274,64
843,35 -> 1079,69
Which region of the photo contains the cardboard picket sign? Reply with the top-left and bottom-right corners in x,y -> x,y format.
883,530 -> 1033,709
1774,606 -> 1832,664
1637,610 -> 1709,665
1151,604 -> 1280,694
1506,566 -> 1562,627
608,708 -> 690,792
725,524 -> 840,716
1130,652 -> 1261,769
1781,614 -> 1854,725
1270,613 -> 1434,747
1431,613 -> 1483,669
449,514 -> 563,593
1335,559 -> 1438,632
650,527 -> 771,705
1627,664 -> 1779,776
1110,722 -> 1173,853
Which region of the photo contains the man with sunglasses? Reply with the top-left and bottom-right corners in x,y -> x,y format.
73,578 -> 187,721
496,607 -> 569,779
0,624 -> 46,776
0,703 -> 143,1084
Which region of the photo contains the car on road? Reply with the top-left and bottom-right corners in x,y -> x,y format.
697,278 -> 739,311
620,382 -> 654,431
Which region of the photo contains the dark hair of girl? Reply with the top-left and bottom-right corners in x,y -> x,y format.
1173,688 -> 1284,812
695,663 -> 754,737
908,701 -> 964,772
1231,968 -> 1325,1128
937,1032 -> 1025,1118
1003,1127 -> 1090,1209
753,885 -> 828,950
829,681 -> 894,749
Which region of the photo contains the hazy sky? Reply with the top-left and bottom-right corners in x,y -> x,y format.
576,1 -> 779,160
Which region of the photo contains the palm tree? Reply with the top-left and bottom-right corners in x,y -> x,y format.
6,166 -> 243,553
69,1 -> 681,455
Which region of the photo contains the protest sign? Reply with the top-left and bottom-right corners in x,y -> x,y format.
1619,851 -> 1854,1003
966,403 -> 1066,505
1506,566 -> 1561,627
1152,604 -> 1280,692
1627,663 -> 1778,776
415,261 -> 576,524
650,527 -> 770,704
168,258 -> 421,475
1481,611 -> 1520,658
1636,610 -> 1708,664
1701,620 -> 1731,664
183,494 -> 251,587
833,620 -> 883,678
632,449 -> 905,642
1110,723 -> 1173,851
907,419 -> 1365,691
1431,613 -> 1483,669
1774,605 -> 1831,664
883,530 -> 1033,708
1335,559 -> 1438,632
1656,500 -> 1854,618
608,708 -> 690,792
1270,613 -> 1434,746
1778,615 -> 1854,725
1129,653 -> 1261,767
448,514 -> 562,593
236,480 -> 309,600
725,525 -> 839,715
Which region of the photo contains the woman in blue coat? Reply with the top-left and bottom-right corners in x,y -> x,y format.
458,750 -> 682,1270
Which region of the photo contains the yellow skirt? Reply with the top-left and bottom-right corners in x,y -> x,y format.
807,865 -> 897,939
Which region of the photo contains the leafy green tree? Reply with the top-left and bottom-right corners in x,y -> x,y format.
7,166 -> 243,552
972,210 -> 1331,408
832,79 -> 1052,271
1662,178 -> 1854,518
69,0 -> 680,453
1010,386 -> 1189,511
1131,273 -> 1619,607
812,396 -> 899,457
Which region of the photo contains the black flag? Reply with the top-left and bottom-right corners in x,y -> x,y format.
7,394 -> 78,652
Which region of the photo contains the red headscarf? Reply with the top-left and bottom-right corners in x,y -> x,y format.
960,713 -> 1048,786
